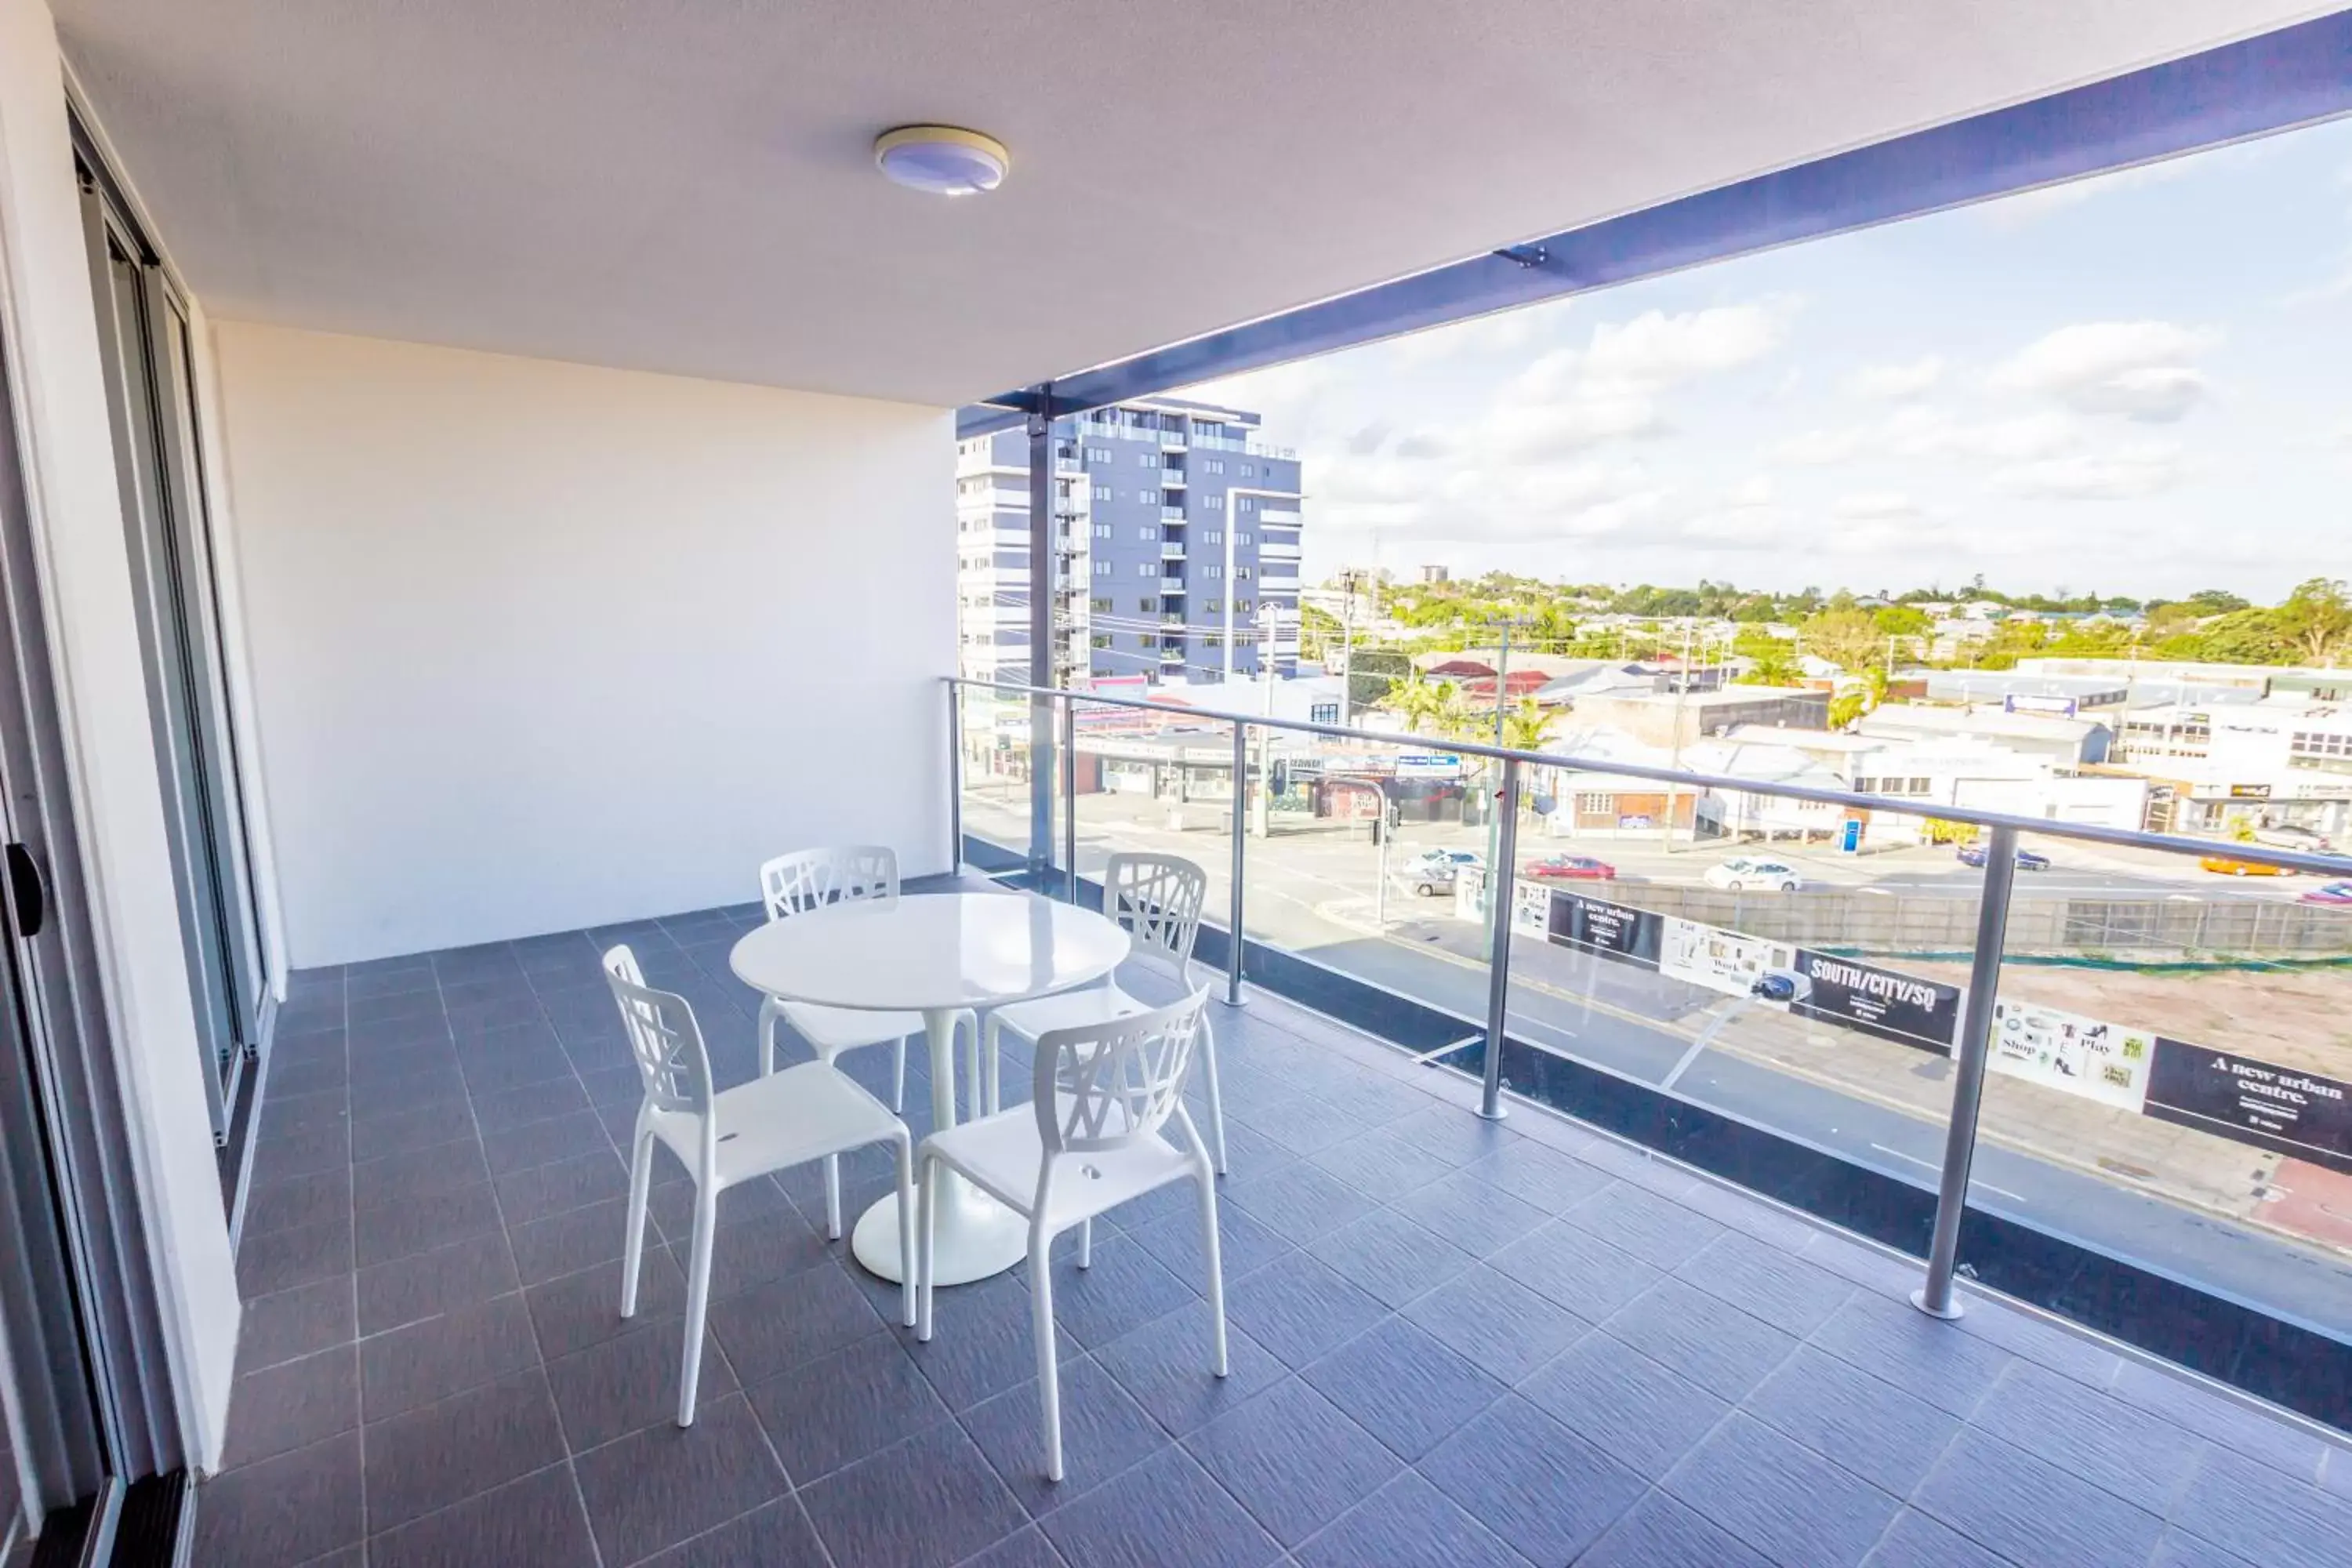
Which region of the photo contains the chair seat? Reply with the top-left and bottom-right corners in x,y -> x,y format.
991,984 -> 1148,1044
648,1062 -> 902,1190
925,1104 -> 1193,1232
782,999 -> 927,1052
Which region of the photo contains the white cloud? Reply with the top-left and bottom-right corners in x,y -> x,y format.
1393,430 -> 1453,461
1344,421 -> 1392,456
1846,355 -> 1944,400
1881,406 -> 2077,463
1990,441 -> 2186,500
1979,158 -> 2199,228
1581,304 -> 1790,387
1833,491 -> 1921,521
1766,426 -> 1866,466
1488,390 -> 1662,459
1395,307 -> 1548,365
1990,321 -> 2218,422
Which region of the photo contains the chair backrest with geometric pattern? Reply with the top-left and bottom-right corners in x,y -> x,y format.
1104,852 -> 1207,982
759,844 -> 898,923
603,944 -> 713,1118
1031,986 -> 1211,1156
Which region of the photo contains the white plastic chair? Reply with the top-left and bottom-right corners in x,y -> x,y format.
756,847 -> 953,1113
605,944 -> 913,1427
918,987 -> 1225,1482
978,852 -> 1226,1174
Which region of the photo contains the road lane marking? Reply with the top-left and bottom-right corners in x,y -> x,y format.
1870,1142 -> 2026,1203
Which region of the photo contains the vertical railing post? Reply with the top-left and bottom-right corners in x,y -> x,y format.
1060,697 -> 1079,904
1226,721 -> 1247,1006
946,681 -> 964,874
1025,403 -> 1055,886
1479,758 -> 1522,1121
1914,822 -> 2018,1320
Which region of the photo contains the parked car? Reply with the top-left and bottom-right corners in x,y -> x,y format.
2298,880 -> 2352,906
1704,857 -> 1802,892
1523,854 -> 1617,883
1400,848 -> 1479,897
2254,824 -> 2333,854
2199,855 -> 2292,877
1955,844 -> 2051,871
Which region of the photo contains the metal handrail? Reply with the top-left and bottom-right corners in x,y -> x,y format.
946,675 -> 2352,877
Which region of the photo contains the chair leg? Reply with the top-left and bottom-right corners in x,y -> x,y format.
619,1126 -> 654,1318
891,1135 -> 916,1328
1196,1171 -> 1229,1378
1029,1223 -> 1063,1483
981,1012 -> 1002,1116
892,1034 -> 908,1114
1199,1014 -> 1229,1176
916,1156 -> 938,1342
756,996 -> 779,1076
1077,1217 -> 1092,1269
678,1187 -> 718,1427
822,1153 -> 843,1240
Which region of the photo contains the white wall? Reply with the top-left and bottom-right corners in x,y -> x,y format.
0,0 -> 238,1470
211,323 -> 955,967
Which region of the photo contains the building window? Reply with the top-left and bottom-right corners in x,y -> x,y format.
1202,495 -> 1223,510
1089,597 -> 1112,612
1237,497 -> 1254,513
1092,523 -> 1112,539
1091,484 -> 1111,500
1205,565 -> 1224,579
1203,459 -> 1225,474
1087,446 -> 1112,463
1235,599 -> 1254,614
1138,490 -> 1157,503
1236,532 -> 1252,545
1236,566 -> 1253,580
1091,634 -> 1112,649
1138,453 -> 1157,468
1310,702 -> 1340,724
1136,635 -> 1154,648
1093,561 -> 1110,576
1138,526 -> 1157,540
1577,793 -> 1613,813
1137,563 -> 1157,577
1138,597 -> 1157,612
1240,463 -> 1255,477
1204,599 -> 1223,613
1203,530 -> 1222,545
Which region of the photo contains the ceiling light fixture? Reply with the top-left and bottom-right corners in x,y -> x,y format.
873,125 -> 1009,197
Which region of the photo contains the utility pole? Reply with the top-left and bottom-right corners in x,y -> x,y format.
1339,587 -> 1356,728
1662,619 -> 1693,852
1482,616 -> 1530,943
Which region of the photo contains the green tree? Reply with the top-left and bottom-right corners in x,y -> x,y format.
1501,699 -> 1549,751
1800,606 -> 1884,674
1827,691 -> 1867,728
2274,578 -> 2352,666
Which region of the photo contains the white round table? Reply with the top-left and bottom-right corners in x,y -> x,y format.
729,891 -> 1129,1286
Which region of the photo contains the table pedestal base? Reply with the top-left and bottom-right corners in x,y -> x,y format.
851,1174 -> 1027,1286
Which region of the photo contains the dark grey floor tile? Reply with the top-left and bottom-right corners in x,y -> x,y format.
1398,1264 -> 1589,1385
249,1119 -> 351,1184
1581,1489 -> 1773,1568
1033,1232 -> 1197,1351
350,1137 -> 491,1212
221,1345 -> 359,1470
636,1498 -> 833,1568
1913,1428 -> 2162,1568
1863,1507 -> 2013,1568
243,1167 -> 352,1241
1304,1207 -> 1475,1310
1219,1159 -> 1378,1247
476,1081 -> 600,1144
2149,1526 -> 2260,1568
905,1269 -> 1082,1413
1299,1316 -> 1503,1461
527,1250 -> 688,1360
1308,1127 -> 1457,1203
744,1330 -> 948,1483
573,1392 -> 788,1565
1950,1298 -> 2122,1389
496,1148 -> 631,1228
705,1260 -> 883,1384
1664,1413 -> 1900,1568
1517,1330 -> 1728,1481
1221,1252 -> 1387,1369
800,1417 -> 1030,1568
1675,1228 -> 1854,1335
1418,1394 -> 1646,1565
361,1292 -> 540,1421
358,1228 -> 520,1335
1812,1294 -> 2010,1417
958,1525 -> 1069,1568
1185,1376 -> 1399,1545
368,1461 -> 599,1568
1389,1167 -> 1550,1258
964,1356 -> 1171,1515
352,1179 -> 503,1269
2172,1448 -> 2352,1568
236,1212 -> 354,1299
350,1098 -> 478,1162
1486,1218 -> 1661,1320
1971,1359 -> 2208,1516
1092,1298 -> 1280,1437
695,1206 -> 837,1301
1563,1181 -> 1726,1269
1123,1200 -> 1293,1286
193,1429 -> 362,1567
1601,1276 -> 1796,1401
1291,1469 -> 1528,1568
2107,1361 -> 2328,1483
1040,1444 -> 1281,1568
1383,1103 -> 1519,1167
511,1197 -> 635,1285
364,1367 -> 567,1531
1457,1138 -> 1617,1214
237,1275 -> 357,1374
649,1169 -> 799,1239
545,1314 -> 736,1450
1743,1346 -> 1958,1497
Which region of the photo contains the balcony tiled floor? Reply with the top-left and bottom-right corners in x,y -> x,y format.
205,887 -> 2350,1567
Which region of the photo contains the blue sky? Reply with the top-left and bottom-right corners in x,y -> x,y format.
1187,114 -> 2352,601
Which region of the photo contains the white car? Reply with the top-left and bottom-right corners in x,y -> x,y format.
1706,857 -> 1802,892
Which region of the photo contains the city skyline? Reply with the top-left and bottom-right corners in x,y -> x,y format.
1182,114 -> 2352,601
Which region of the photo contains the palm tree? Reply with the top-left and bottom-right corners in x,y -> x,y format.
1501,699 -> 1549,752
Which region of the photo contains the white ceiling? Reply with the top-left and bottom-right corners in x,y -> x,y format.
53,1 -> 2333,409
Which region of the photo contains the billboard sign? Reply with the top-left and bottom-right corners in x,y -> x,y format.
1544,892 -> 1663,967
1661,919 -> 1795,1003
1791,951 -> 1960,1053
1987,1000 -> 2155,1112
2004,693 -> 2079,717
2144,1043 -> 2352,1175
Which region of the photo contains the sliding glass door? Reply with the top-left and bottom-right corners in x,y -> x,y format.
78,157 -> 268,1156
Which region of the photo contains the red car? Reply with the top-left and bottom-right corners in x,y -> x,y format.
1524,854 -> 1617,882
2299,881 -> 2352,907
